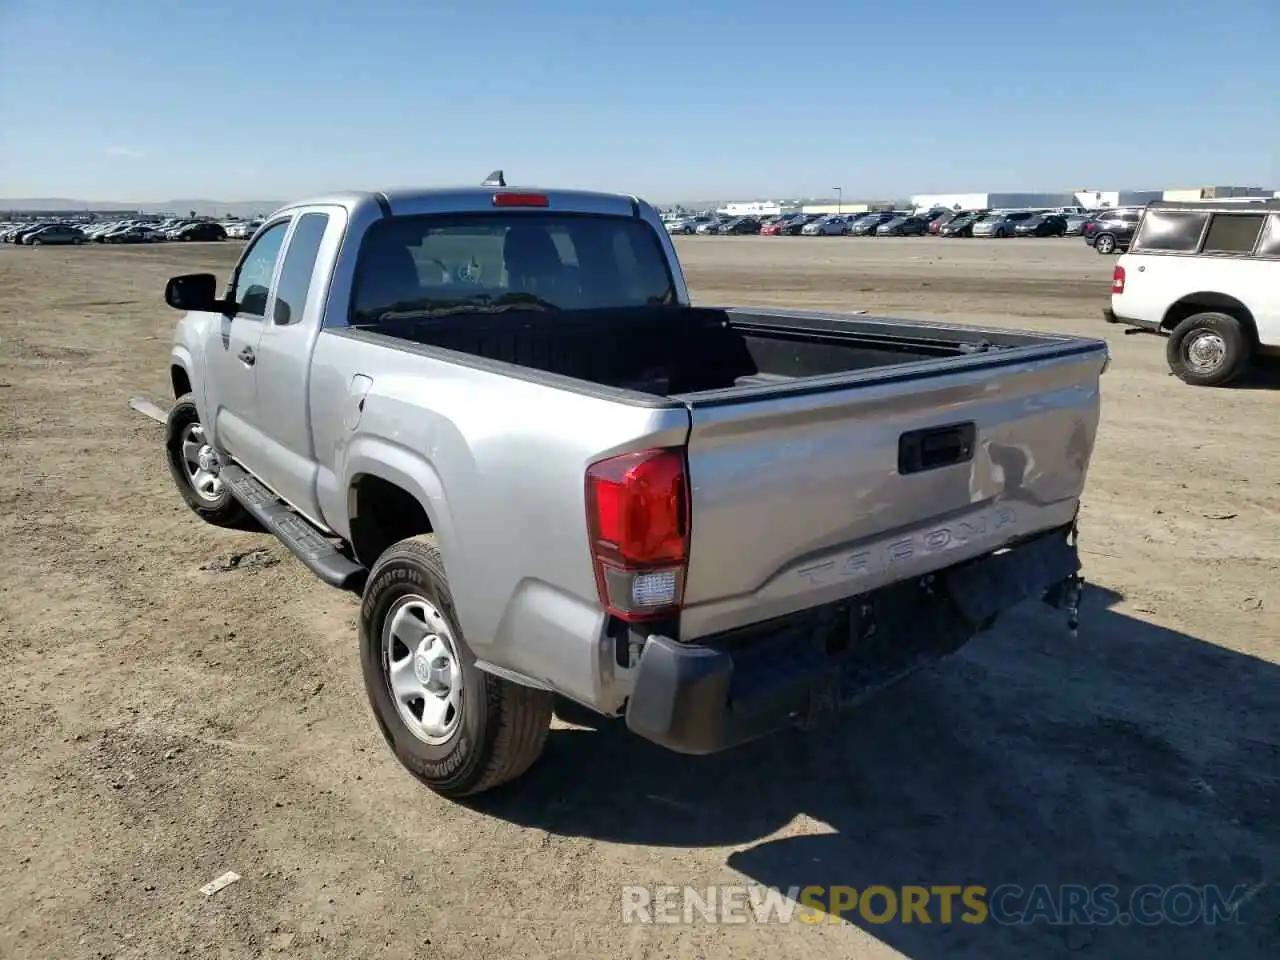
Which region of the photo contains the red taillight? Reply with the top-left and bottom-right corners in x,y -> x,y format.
492,192 -> 549,207
585,448 -> 689,621
1112,265 -> 1125,294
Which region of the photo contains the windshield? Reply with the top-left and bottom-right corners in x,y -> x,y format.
350,213 -> 677,324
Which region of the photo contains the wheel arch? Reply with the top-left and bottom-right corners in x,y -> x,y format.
170,363 -> 192,399
1161,293 -> 1258,342
168,344 -> 208,423
343,442 -> 459,575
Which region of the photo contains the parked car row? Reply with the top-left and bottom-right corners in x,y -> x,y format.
0,215 -> 265,246
0,222 -> 89,245
664,207 -> 1144,252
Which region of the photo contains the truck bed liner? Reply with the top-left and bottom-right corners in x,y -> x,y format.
363,306 -> 1066,398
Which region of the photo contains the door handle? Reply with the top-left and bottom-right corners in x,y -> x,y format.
238,346 -> 256,366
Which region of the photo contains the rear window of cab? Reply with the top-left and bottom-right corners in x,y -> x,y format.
348,213 -> 677,324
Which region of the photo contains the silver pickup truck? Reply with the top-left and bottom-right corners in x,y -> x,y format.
160,176 -> 1107,798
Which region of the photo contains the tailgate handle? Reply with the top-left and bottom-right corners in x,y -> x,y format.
898,422 -> 976,475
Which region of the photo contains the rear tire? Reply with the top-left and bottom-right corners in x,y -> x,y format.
360,535 -> 554,798
1094,234 -> 1117,254
1166,312 -> 1252,387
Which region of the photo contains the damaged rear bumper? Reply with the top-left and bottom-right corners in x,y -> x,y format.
625,524 -> 1081,755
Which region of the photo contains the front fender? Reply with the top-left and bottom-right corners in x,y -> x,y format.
169,342 -> 204,415
169,308 -> 210,416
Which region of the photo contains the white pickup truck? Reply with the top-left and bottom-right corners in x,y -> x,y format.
160,174 -> 1107,798
1105,198 -> 1280,386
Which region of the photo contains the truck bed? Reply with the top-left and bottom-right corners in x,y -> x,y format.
362,306 -> 1086,399
351,304 -> 1106,641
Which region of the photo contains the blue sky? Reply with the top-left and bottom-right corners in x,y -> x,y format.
1,0 -> 1276,202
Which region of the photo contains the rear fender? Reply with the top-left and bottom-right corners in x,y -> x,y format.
342,436 -> 459,577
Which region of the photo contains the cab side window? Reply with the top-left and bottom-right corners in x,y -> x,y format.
1201,213 -> 1265,255
1257,214 -> 1280,258
1133,211 -> 1209,253
272,213 -> 331,325
232,220 -> 290,317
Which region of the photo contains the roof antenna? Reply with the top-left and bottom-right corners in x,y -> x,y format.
482,169 -> 506,187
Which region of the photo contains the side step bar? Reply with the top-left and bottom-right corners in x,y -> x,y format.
221,465 -> 366,589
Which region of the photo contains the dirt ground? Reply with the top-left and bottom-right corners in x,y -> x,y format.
1,236 -> 1276,960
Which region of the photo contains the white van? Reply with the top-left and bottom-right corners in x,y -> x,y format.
1105,199 -> 1280,386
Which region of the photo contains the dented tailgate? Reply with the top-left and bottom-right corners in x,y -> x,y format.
676,343 -> 1106,640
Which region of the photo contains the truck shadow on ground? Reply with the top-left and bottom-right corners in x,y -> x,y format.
471,585 -> 1278,959
1235,360 -> 1280,390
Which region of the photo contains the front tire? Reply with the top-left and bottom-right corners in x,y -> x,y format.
359,535 -> 554,798
164,394 -> 247,526
1166,312 -> 1252,387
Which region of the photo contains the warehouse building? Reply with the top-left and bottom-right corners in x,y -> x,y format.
798,199 -> 890,215
910,191 -> 1080,211
910,189 -> 1175,211
1161,186 -> 1272,201
718,200 -> 804,217
684,185 -> 1277,220
1075,189 -> 1163,208
717,197 -> 895,217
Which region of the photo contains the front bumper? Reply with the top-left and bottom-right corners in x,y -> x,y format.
625,525 -> 1081,754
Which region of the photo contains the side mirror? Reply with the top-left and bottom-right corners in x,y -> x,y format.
165,273 -> 229,313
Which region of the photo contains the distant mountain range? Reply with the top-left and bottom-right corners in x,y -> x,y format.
0,198 -> 284,217
2,194 -> 899,217
5,195 -> 722,215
